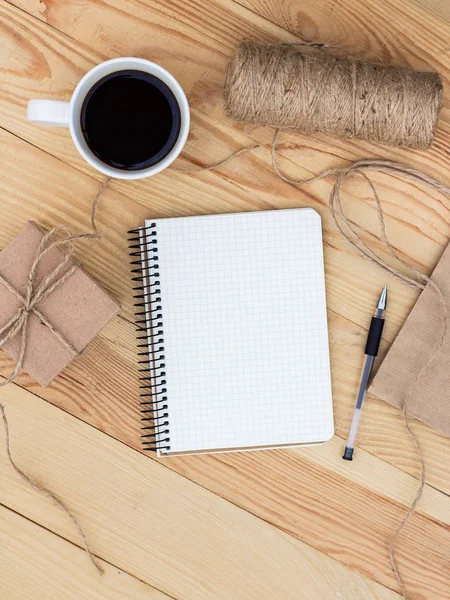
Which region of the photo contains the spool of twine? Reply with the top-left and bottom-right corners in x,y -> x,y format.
224,41 -> 443,149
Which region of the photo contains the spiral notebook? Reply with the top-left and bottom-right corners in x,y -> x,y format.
129,209 -> 333,456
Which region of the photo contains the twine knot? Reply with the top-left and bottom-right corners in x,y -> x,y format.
0,225 -> 82,387
0,175 -> 111,387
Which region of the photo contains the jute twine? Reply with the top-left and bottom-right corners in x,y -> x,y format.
0,175 -> 110,574
224,41 -> 443,150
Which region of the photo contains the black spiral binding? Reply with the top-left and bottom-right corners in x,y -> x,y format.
128,223 -> 170,453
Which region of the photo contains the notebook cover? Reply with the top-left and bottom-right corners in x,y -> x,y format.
369,241 -> 450,436
131,209 -> 334,456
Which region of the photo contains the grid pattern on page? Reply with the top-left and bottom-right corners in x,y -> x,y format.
144,209 -> 333,454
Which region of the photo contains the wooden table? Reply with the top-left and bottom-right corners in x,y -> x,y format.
1,1 -> 450,598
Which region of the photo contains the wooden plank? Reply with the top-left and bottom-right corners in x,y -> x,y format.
0,504 -> 170,600
0,384 -> 401,600
2,311 -> 450,597
227,0 -> 450,68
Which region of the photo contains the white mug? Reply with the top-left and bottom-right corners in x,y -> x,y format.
27,57 -> 190,180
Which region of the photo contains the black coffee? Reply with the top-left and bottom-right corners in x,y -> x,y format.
80,70 -> 181,171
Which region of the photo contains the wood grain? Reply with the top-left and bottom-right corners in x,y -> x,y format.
0,385 -> 401,600
233,0 -> 450,70
0,504 -> 170,600
1,0 -> 450,598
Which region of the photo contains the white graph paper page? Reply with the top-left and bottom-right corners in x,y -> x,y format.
145,209 -> 333,455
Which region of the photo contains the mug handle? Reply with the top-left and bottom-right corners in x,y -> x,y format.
27,100 -> 70,127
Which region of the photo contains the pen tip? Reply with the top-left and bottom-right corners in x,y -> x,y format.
378,285 -> 387,310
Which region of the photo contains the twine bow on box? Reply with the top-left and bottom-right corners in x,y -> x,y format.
0,178 -> 109,388
0,226 -> 83,387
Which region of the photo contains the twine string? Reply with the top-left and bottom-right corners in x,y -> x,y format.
0,177 -> 110,574
0,404 -> 104,574
170,144 -> 260,173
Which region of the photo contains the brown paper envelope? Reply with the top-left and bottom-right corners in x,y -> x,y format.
369,242 -> 450,436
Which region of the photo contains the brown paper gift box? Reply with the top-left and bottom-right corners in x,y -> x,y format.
369,241 -> 450,436
0,221 -> 120,387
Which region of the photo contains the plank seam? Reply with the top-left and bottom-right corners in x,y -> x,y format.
0,501 -> 179,600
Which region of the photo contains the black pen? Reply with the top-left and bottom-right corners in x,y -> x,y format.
343,285 -> 387,461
